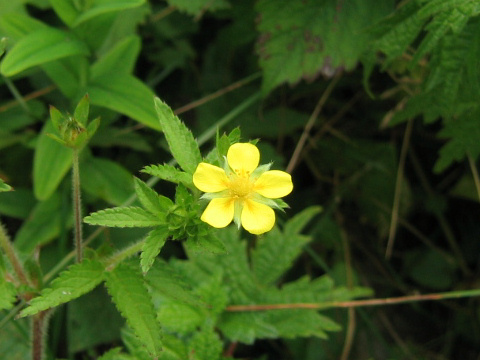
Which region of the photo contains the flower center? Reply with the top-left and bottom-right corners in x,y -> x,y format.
229,171 -> 253,198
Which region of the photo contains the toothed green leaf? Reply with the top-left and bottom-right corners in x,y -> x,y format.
84,207 -> 164,228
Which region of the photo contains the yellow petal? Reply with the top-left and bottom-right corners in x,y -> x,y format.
193,163 -> 229,193
241,199 -> 275,235
201,198 -> 234,228
254,170 -> 293,198
227,143 -> 260,174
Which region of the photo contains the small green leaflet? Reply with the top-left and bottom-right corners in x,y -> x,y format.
20,259 -> 105,317
140,227 -> 169,274
154,98 -> 202,174
0,279 -> 16,311
105,262 -> 162,358
84,207 -> 164,228
133,177 -> 173,216
141,164 -> 194,188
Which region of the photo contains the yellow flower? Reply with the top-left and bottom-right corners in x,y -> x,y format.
193,142 -> 293,234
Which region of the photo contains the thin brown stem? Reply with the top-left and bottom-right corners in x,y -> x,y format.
385,119 -> 413,259
286,72 -> 342,173
150,5 -> 176,22
0,221 -> 30,287
225,288 -> 480,312
32,311 -> 48,360
72,149 -> 83,263
0,85 -> 56,113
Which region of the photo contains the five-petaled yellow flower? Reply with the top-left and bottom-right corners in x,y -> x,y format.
193,142 -> 293,234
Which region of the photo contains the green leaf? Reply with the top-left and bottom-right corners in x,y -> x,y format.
0,179 -> 12,192
140,227 -> 169,274
41,58 -> 81,98
141,164 -> 194,187
91,35 -> 141,79
157,303 -> 203,333
0,27 -> 89,76
73,0 -> 146,27
284,206 -> 322,237
88,74 -> 160,131
81,157 -> 134,206
105,262 -> 162,358
133,177 -> 172,216
33,121 -> 73,201
98,348 -> 134,360
20,259 -> 105,317
0,188 -> 36,219
14,192 -> 72,254
154,97 -> 202,174
166,0 -> 230,16
0,277 -> 16,311
185,232 -> 227,255
188,325 -> 223,360
255,0 -> 394,93
84,207 -> 164,228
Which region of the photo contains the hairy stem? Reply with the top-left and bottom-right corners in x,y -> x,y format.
32,311 -> 48,360
72,148 -> 83,263
0,220 -> 30,286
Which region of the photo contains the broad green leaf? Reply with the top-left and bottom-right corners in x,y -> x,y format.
81,157 -> 134,206
88,74 -> 160,131
41,58 -> 81,98
140,227 -> 169,274
49,0 -> 78,27
141,164 -> 194,187
0,27 -> 89,76
20,259 -> 105,317
133,177 -> 172,216
0,278 -> 16,311
84,206 -> 164,228
91,35 -> 141,79
255,0 -> 394,93
166,0 -> 230,16
105,262 -> 162,358
0,179 -> 11,192
146,259 -> 203,306
0,188 -> 36,218
0,13 -> 47,41
154,97 -> 202,174
14,192 -> 72,254
73,0 -> 145,27
33,121 -> 73,200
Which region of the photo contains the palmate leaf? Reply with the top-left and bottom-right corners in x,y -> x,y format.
20,259 -> 105,317
84,207 -> 164,228
141,164 -> 194,188
255,0 -> 394,93
105,262 -> 162,358
140,227 -> 169,274
154,98 -> 202,174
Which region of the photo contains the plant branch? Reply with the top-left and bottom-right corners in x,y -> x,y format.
0,220 -> 31,287
72,148 -> 83,263
226,288 -> 480,312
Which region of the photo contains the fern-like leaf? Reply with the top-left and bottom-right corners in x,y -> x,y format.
105,262 -> 162,358
20,259 -> 105,317
154,98 -> 201,174
141,163 -> 193,187
84,207 -> 164,228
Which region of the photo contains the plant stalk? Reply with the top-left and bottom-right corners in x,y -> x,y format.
0,220 -> 30,286
72,148 -> 83,263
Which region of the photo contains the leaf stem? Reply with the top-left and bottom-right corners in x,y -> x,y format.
0,220 -> 30,287
225,288 -> 480,312
31,311 -> 48,360
467,153 -> 480,202
72,148 -> 83,263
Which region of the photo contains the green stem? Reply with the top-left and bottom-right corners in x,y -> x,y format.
0,220 -> 30,286
72,148 -> 83,263
105,240 -> 144,270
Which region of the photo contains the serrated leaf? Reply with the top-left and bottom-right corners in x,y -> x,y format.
157,303 -> 203,334
133,177 -> 172,216
141,164 -> 194,188
146,260 -> 203,306
0,179 -> 12,192
255,0 -> 394,93
20,260 -> 105,317
140,227 -> 169,274
105,262 -> 162,358
33,121 -> 73,200
98,348 -> 134,360
88,74 -> 160,131
185,232 -> 227,255
84,207 -> 164,228
219,312 -> 278,344
0,27 -> 89,76
154,97 -> 202,174
0,278 -> 16,311
188,325 -> 223,360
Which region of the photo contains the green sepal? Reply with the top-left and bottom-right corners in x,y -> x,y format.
74,93 -> 90,127
86,116 -> 101,140
49,105 -> 65,132
45,133 -> 68,146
